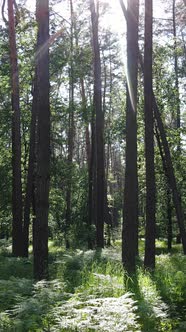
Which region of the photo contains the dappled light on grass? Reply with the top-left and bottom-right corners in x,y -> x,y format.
52,293 -> 140,332
0,241 -> 186,331
133,269 -> 170,331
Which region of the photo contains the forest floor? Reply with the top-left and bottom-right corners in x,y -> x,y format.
0,239 -> 186,332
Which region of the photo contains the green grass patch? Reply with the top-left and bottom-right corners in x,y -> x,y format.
0,240 -> 185,331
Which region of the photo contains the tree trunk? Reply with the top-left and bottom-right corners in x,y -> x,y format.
23,77 -> 38,257
80,78 -> 93,248
80,79 -> 91,167
152,96 -> 186,254
120,0 -> 139,273
173,0 -> 181,152
33,0 -> 50,280
144,0 -> 156,269
167,187 -> 173,252
119,0 -> 186,255
90,0 -> 105,248
7,0 -> 23,257
65,0 -> 75,249
87,111 -> 96,249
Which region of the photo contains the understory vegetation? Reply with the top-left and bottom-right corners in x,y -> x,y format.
0,240 -> 185,332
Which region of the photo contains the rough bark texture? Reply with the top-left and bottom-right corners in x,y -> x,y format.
8,0 -> 23,257
90,0 -> 105,248
121,0 -> 139,273
33,0 -> 50,280
144,0 -> 156,269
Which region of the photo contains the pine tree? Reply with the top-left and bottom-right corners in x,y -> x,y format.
90,0 -> 105,248
7,0 -> 23,257
144,0 -> 156,269
120,0 -> 139,273
33,0 -> 50,280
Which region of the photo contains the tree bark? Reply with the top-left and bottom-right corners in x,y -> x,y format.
144,0 -> 156,269
121,0 -> 139,273
23,77 -> 38,257
80,79 -> 91,167
33,0 -> 50,280
90,0 -> 105,248
7,0 -> 23,257
167,187 -> 173,252
119,0 -> 186,254
80,78 -> 93,248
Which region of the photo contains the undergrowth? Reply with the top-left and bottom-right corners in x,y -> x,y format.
0,241 -> 185,331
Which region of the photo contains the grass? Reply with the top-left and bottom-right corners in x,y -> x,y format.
0,240 -> 185,331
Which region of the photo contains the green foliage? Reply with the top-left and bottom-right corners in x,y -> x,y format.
0,277 -> 33,311
8,280 -> 68,332
51,293 -> 140,332
0,243 -> 186,331
0,256 -> 32,280
155,254 -> 186,310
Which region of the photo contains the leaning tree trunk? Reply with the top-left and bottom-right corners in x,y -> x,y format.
120,0 -> 139,273
152,97 -> 186,254
7,0 -> 23,257
155,125 -> 173,252
144,0 -> 156,269
90,0 -> 105,248
33,0 -> 50,280
119,0 -> 186,255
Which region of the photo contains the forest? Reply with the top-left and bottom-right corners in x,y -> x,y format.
0,0 -> 186,331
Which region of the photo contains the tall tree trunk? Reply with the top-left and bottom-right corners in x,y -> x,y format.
120,0 -> 139,273
90,0 -> 105,248
33,0 -> 50,280
65,0 -> 75,249
7,0 -> 23,257
173,0 -> 181,152
144,0 -> 156,269
80,78 -> 93,248
87,110 -> 96,249
22,77 -> 38,257
173,0 -> 182,242
102,50 -> 110,235
119,0 -> 186,255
